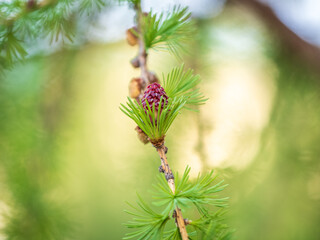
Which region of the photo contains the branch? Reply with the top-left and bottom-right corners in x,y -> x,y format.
228,0 -> 320,75
135,2 -> 149,93
131,3 -> 189,239
155,143 -> 189,240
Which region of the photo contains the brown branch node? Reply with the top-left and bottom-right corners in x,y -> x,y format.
150,137 -> 165,149
158,165 -> 165,173
165,172 -> 174,181
184,219 -> 191,226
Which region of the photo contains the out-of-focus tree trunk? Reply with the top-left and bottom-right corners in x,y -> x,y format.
228,0 -> 320,76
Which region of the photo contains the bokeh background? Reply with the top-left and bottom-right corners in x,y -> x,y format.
1,0 -> 320,239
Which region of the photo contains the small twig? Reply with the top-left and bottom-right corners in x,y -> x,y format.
155,144 -> 189,240
135,2 -> 149,93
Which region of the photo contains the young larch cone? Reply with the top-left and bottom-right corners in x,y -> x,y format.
141,83 -> 168,112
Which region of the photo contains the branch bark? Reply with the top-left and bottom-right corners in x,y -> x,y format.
135,3 -> 149,93
156,145 -> 189,240
228,0 -> 320,74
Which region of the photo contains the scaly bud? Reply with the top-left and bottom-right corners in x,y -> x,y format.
130,56 -> 140,68
129,78 -> 142,99
126,27 -> 138,46
135,126 -> 149,144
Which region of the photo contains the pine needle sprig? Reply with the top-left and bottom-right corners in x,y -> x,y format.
153,166 -> 229,209
162,65 -> 208,110
117,0 -> 140,6
163,229 -> 197,240
123,195 -> 171,240
142,6 -> 194,58
125,167 -> 230,240
120,96 -> 186,141
0,30 -> 27,64
13,13 -> 38,39
190,210 -> 234,240
0,0 -> 76,70
0,0 -> 112,71
78,0 -> 109,15
0,1 -> 22,16
163,228 -> 181,240
38,1 -> 75,43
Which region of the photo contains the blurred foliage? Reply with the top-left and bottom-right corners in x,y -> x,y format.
227,46 -> 320,240
0,0 -> 111,71
0,52 -> 76,239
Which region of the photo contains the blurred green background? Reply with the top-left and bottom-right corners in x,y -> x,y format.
1,0 -> 320,239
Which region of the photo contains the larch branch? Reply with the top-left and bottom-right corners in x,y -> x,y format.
135,2 -> 149,93
134,3 -> 189,238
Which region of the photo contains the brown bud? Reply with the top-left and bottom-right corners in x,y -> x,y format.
38,0 -> 54,7
172,210 -> 177,219
126,27 -> 138,46
148,71 -> 159,84
26,0 -> 37,10
130,56 -> 140,68
184,219 -> 191,225
135,126 -> 149,144
129,78 -> 142,99
164,146 -> 168,154
158,165 -> 165,173
143,12 -> 149,17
